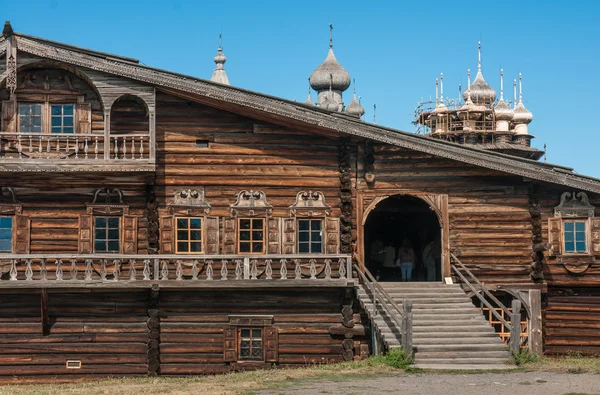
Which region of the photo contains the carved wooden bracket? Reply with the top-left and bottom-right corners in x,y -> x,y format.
230,190 -> 272,216
0,187 -> 22,215
289,191 -> 331,217
168,188 -> 211,215
86,188 -> 129,215
554,191 -> 595,218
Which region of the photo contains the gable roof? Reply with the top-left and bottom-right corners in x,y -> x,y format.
5,30 -> 600,195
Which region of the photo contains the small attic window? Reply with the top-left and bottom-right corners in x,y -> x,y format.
196,140 -> 210,148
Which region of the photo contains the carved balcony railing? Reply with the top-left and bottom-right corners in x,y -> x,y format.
0,254 -> 353,288
0,132 -> 154,167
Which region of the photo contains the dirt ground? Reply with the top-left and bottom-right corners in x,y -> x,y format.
257,371 -> 600,395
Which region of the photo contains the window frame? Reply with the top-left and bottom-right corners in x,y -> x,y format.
562,218 -> 589,255
93,216 -> 121,254
237,217 -> 266,255
0,216 -> 13,253
175,216 -> 204,255
237,327 -> 264,361
17,99 -> 79,134
50,103 -> 76,134
297,218 -> 324,254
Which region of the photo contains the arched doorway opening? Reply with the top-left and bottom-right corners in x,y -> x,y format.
364,195 -> 442,282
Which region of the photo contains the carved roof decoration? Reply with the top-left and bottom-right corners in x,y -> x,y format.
554,192 -> 595,218
168,188 -> 211,215
16,71 -> 83,96
3,29 -> 600,194
230,190 -> 272,216
86,188 -> 129,215
289,191 -> 331,216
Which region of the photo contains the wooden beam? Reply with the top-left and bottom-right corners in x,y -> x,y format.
40,288 -> 48,336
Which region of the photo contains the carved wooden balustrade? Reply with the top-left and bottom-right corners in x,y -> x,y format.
0,254 -> 353,287
0,132 -> 152,161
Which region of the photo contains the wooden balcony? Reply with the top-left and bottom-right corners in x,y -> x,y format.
0,132 -> 155,172
0,254 -> 353,289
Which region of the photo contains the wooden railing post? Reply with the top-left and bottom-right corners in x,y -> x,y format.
153,258 -> 160,280
510,299 -> 522,355
528,289 -> 543,355
402,299 -> 413,356
243,257 -> 250,280
346,257 -> 352,280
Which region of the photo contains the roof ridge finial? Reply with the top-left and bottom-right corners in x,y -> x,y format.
477,41 -> 482,72
513,78 -> 517,109
518,73 -> 523,103
499,69 -> 504,101
435,78 -> 439,107
329,73 -> 333,92
329,24 -> 333,49
218,31 -> 223,50
353,78 -> 356,96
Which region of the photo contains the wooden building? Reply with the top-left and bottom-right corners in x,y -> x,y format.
0,22 -> 599,382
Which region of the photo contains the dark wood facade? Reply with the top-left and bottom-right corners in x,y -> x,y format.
1,26 -> 600,381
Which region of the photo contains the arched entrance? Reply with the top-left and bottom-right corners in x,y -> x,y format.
364,195 -> 442,282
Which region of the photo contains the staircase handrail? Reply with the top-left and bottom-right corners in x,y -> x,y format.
353,255 -> 412,354
450,253 -> 522,354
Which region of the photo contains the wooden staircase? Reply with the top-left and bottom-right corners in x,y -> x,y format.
357,282 -> 513,370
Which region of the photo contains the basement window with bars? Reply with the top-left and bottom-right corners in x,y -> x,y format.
94,217 -> 120,253
239,328 -> 263,360
0,217 -> 12,252
564,220 -> 587,253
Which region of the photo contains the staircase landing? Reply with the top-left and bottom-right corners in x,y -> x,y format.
357,282 -> 514,370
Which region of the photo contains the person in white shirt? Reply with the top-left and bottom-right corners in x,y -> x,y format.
422,237 -> 440,281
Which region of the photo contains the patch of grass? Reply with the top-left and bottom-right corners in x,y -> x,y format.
525,356 -> 600,374
513,350 -> 542,366
366,348 -> 414,369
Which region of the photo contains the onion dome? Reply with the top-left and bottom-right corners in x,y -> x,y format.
462,42 -> 496,106
494,70 -> 514,121
320,91 -> 340,111
304,83 -> 314,106
433,75 -> 448,114
345,80 -> 365,118
309,25 -> 351,92
513,74 -> 533,124
210,34 -> 230,85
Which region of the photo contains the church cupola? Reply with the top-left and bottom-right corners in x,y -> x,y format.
309,25 -> 351,111
462,42 -> 496,106
513,73 -> 533,134
210,33 -> 230,85
345,79 -> 365,118
493,69 -> 514,132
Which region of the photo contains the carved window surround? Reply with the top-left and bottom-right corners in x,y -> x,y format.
548,191 -> 599,274
230,190 -> 272,217
289,191 -> 331,217
167,188 -> 211,216
86,188 -> 129,215
224,315 -> 278,363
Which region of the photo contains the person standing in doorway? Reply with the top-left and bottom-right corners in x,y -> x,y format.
396,239 -> 415,281
382,242 -> 396,280
369,238 -> 385,281
422,236 -> 440,282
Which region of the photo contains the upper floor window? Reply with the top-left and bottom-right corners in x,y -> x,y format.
564,220 -> 587,253
51,104 -> 75,133
238,218 -> 264,254
0,217 -> 13,252
94,217 -> 120,253
176,217 -> 202,254
18,104 -> 42,133
298,219 -> 323,253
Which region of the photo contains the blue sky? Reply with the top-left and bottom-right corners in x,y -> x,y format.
3,0 -> 599,176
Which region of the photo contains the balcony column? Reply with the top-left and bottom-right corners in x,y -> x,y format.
149,107 -> 156,161
104,109 -> 111,160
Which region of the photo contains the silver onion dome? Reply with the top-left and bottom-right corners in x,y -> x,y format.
494,70 -> 514,121
346,91 -> 365,117
309,47 -> 351,92
462,42 -> 496,106
513,74 -> 533,124
320,91 -> 340,111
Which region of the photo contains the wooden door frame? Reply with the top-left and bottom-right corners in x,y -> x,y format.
356,189 -> 450,279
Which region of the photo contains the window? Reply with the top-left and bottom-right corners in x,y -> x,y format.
564,220 -> 587,253
51,104 -> 75,133
0,217 -> 12,252
94,217 -> 120,253
238,218 -> 264,254
239,328 -> 263,360
18,104 -> 43,133
176,217 -> 202,254
298,219 -> 323,253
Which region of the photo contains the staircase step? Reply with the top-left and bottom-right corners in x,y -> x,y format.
412,325 -> 495,333
412,319 -> 490,327
413,337 -> 505,345
415,351 -> 510,359
412,331 -> 500,339
378,282 -> 461,288
416,343 -> 508,352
